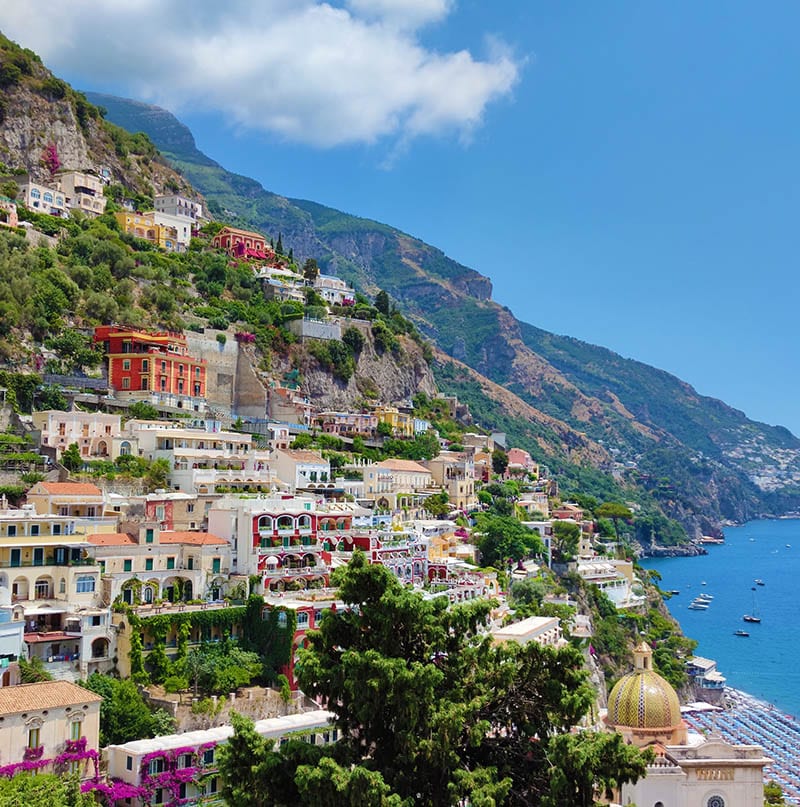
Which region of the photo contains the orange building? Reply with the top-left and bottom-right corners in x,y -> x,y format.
212,226 -> 273,260
94,326 -> 206,403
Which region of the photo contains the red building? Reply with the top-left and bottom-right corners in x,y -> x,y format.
94,326 -> 206,401
212,226 -> 273,260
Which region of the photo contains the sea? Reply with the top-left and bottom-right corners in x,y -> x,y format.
639,518 -> 800,717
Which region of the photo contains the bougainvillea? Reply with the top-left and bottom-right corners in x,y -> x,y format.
41,142 -> 60,176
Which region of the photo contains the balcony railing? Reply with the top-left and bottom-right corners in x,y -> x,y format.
0,557 -> 96,569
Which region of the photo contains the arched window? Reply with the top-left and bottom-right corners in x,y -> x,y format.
258,515 -> 273,532
43,192 -> 53,203
30,188 -> 41,199
707,798 -> 725,807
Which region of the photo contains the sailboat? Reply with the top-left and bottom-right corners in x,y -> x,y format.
743,586 -> 761,624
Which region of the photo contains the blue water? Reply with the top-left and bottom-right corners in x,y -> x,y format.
640,518 -> 800,717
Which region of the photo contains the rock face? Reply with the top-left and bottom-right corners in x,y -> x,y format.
279,329 -> 437,412
0,43 -> 192,199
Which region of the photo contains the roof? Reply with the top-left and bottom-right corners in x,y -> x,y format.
87,532 -> 137,547
376,459 -> 432,473
0,681 -> 102,714
159,531 -> 228,546
35,482 -> 104,496
279,449 -> 327,464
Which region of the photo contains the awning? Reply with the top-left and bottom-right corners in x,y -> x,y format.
17,605 -> 68,616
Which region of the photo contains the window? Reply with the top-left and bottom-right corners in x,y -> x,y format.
43,192 -> 53,203
28,728 -> 40,748
31,188 -> 40,199
122,378 -> 130,389
70,720 -> 81,741
76,576 -> 95,594
166,557 -> 175,570
52,523 -> 61,535
212,558 -> 221,574
126,756 -> 133,771
707,799 -> 725,807
30,524 -> 39,536
149,758 -> 165,775
145,559 -> 153,571
141,359 -> 149,372
145,528 -> 154,544
9,549 -> 20,567
6,526 -> 15,537
59,578 -> 66,594
296,612 -> 309,628
203,749 -> 214,765
91,615 -> 101,626
187,557 -> 194,570
154,788 -> 164,804
161,361 -> 167,372
122,359 -> 131,370
178,753 -> 193,769
123,559 -> 132,572
33,548 -> 44,566
187,504 -> 194,513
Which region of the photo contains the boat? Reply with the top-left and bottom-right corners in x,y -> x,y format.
689,598 -> 710,610
669,590 -> 680,595
734,630 -> 750,637
754,579 -> 765,586
743,587 -> 761,624
701,581 -> 707,586
696,593 -> 713,601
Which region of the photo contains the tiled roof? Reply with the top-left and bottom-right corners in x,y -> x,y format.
159,531 -> 228,546
280,449 -> 327,464
37,482 -> 104,496
86,532 -> 137,546
0,681 -> 102,714
376,459 -> 431,473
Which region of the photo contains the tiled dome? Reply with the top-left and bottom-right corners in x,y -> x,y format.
606,642 -> 681,730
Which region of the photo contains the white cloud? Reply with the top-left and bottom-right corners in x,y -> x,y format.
0,1 -> 519,149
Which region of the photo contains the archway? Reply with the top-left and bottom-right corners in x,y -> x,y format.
91,637 -> 109,659
34,575 -> 53,599
12,577 -> 28,601
96,441 -> 108,457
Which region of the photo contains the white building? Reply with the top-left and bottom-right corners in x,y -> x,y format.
105,710 -> 334,806
152,210 -> 192,251
313,273 -> 355,306
33,410 -> 121,459
154,194 -> 204,223
491,615 -> 564,648
16,178 -> 68,217
273,449 -> 331,492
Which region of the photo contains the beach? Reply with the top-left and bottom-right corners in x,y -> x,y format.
683,688 -> 800,803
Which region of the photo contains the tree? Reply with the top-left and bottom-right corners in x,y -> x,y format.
551,520 -> 581,562
541,732 -> 652,807
218,711 -> 277,807
376,421 -> 393,438
276,232 -> 284,255
302,258 -> 320,283
0,773 -> 95,806
473,513 -> 543,567
342,327 -> 365,354
83,674 -> 174,746
127,401 -> 159,420
19,656 -> 53,683
424,490 -> 449,518
61,442 -> 83,473
765,780 -> 787,805
144,458 -> 171,491
374,289 -> 391,316
491,448 -> 509,476
595,502 -> 633,541
285,551 -> 649,805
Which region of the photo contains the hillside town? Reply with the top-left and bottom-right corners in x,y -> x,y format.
0,131 -> 790,804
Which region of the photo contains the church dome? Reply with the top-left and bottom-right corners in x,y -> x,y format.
606,642 -> 682,731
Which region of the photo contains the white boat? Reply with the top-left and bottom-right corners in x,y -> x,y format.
696,593 -> 713,601
689,598 -> 710,610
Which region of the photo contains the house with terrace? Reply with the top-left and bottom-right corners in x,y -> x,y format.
87,524 -> 231,607
0,502 -> 112,680
33,409 -> 121,460
123,420 -> 274,494
208,495 -> 350,592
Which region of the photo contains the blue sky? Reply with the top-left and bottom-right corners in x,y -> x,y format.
2,2 -> 798,433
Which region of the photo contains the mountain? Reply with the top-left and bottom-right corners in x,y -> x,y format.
87,91 -> 800,536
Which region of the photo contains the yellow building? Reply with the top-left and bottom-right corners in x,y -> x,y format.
115,211 -> 180,251
0,681 -> 102,778
373,405 -> 414,438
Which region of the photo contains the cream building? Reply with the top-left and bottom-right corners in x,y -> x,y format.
0,681 -> 102,778
33,409 -> 121,459
607,643 -> 771,807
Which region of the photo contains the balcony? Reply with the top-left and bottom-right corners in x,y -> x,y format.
262,565 -> 328,578
0,556 -> 95,569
